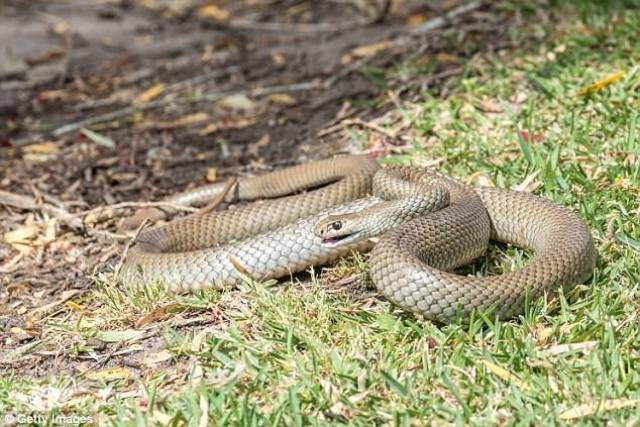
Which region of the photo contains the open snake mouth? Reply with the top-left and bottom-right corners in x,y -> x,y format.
321,232 -> 360,247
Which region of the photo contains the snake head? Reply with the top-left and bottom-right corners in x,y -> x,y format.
314,213 -> 365,247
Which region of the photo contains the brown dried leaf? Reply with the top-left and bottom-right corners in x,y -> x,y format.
199,123 -> 219,136
248,134 -> 270,157
22,142 -> 60,154
474,99 -> 503,113
81,128 -> 115,148
205,168 -> 217,183
135,303 -> 181,328
543,341 -> 597,356
217,116 -> 256,130
481,360 -> 529,391
559,399 -> 640,420
4,225 -> 40,248
406,13 -> 429,26
198,4 -> 230,22
52,20 -> 70,35
217,94 -> 256,113
351,41 -> 392,58
576,71 -> 624,96
132,83 -> 165,105
85,367 -> 131,381
271,52 -> 286,65
138,112 -> 209,129
435,53 -> 462,64
143,350 -> 174,367
267,93 -> 297,106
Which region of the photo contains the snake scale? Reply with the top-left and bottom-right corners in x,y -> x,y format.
119,155 -> 596,322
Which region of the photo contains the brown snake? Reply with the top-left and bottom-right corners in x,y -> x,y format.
118,155 -> 596,322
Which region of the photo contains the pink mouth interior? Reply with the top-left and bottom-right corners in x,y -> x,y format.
321,238 -> 341,245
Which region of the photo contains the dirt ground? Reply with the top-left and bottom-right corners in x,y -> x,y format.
1,0 -> 520,377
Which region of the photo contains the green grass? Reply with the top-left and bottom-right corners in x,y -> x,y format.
2,1 -> 640,425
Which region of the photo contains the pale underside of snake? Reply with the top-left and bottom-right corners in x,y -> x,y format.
118,155 -> 596,322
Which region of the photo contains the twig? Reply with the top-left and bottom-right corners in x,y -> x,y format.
11,0 -> 483,148
71,66 -> 241,113
343,118 -> 397,139
0,190 -> 140,240
0,190 -> 84,231
197,177 -> 237,216
322,1 -> 483,88
45,81 -> 321,140
165,65 -> 241,92
78,201 -> 199,218
114,218 -> 150,278
410,1 -> 483,35
207,1 -> 390,34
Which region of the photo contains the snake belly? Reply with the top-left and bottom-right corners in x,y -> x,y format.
118,156 -> 595,322
118,155 -> 382,289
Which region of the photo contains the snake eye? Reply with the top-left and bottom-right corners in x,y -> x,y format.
331,222 -> 342,231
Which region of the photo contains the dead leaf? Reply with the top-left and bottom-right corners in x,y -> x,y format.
94,329 -> 145,343
38,90 -> 73,102
81,128 -> 115,148
267,93 -> 297,105
26,47 -> 65,66
559,399 -> 640,420
0,341 -> 43,364
474,99 -> 503,113
143,350 -> 174,367
199,394 -> 209,427
576,71 -> 624,96
351,41 -> 392,58
191,330 -> 208,352
198,4 -> 229,21
132,83 -> 165,105
138,112 -> 209,130
217,116 -> 256,130
205,168 -> 217,182
5,281 -> 29,295
199,123 -> 219,136
248,134 -> 270,157
542,341 -> 597,355
406,13 -> 429,26
513,171 -> 540,192
533,326 -> 554,344
85,367 -> 131,381
271,52 -> 286,65
28,290 -> 81,321
480,360 -> 529,391
52,20 -> 70,35
135,303 -> 181,328
435,53 -> 461,64
65,301 -> 84,312
4,224 -> 41,245
3,220 -> 57,254
22,142 -> 60,154
217,94 -> 256,113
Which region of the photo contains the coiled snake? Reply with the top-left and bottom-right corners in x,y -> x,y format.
119,155 -> 595,322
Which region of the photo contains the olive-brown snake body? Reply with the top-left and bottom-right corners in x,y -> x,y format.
119,155 -> 595,322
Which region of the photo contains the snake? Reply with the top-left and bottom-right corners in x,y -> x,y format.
118,155 -> 596,322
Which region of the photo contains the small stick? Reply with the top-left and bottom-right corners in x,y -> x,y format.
410,1 -> 482,35
114,218 -> 150,277
0,190 -> 84,231
197,177 -> 238,216
341,118 -> 397,139
78,201 -> 199,218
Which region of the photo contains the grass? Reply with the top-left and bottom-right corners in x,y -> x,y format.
2,1 -> 639,425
